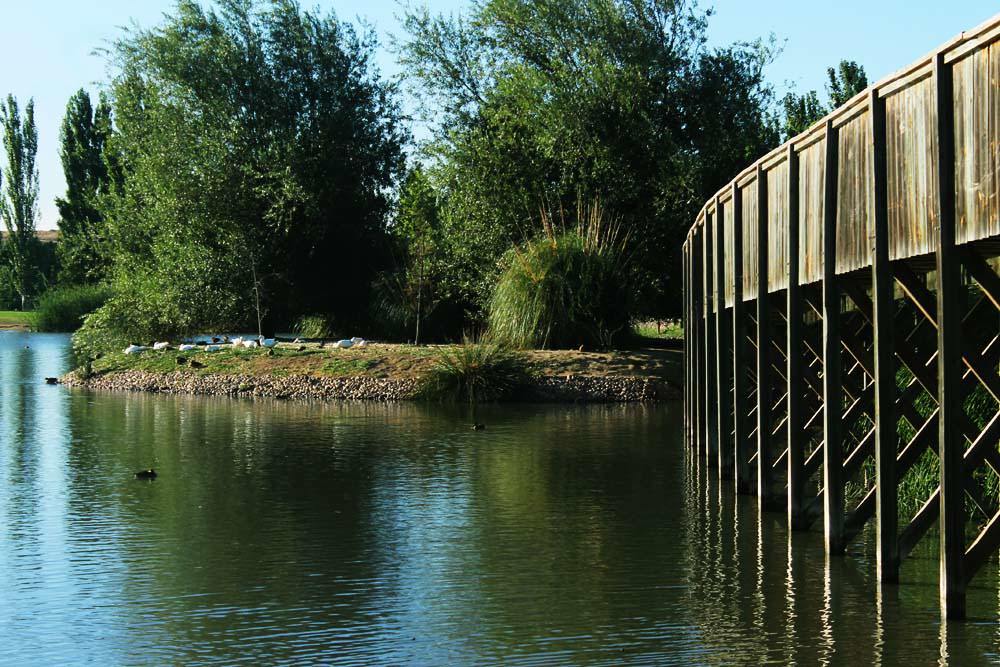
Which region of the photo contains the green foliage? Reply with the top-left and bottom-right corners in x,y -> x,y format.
376,165 -> 448,342
56,89 -> 114,284
92,0 -> 407,343
400,0 -> 780,321
0,95 -> 40,310
782,60 -> 868,140
487,203 -> 633,349
781,90 -> 825,138
421,338 -> 528,402
72,295 -> 136,361
826,60 -> 868,108
293,314 -> 333,339
32,284 -> 112,332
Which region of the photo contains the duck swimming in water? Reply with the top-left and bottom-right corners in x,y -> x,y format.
135,469 -> 157,480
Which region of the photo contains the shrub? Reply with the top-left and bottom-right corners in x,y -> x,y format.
421,338 -> 528,402
488,202 -> 634,350
72,296 -> 133,364
294,314 -> 334,339
33,284 -> 112,332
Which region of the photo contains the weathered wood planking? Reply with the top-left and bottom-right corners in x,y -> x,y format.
741,179 -> 759,301
684,12 -> 1000,623
886,76 -> 940,260
724,196 -> 736,308
837,111 -> 874,273
798,138 -> 826,285
767,159 -> 790,292
954,43 -> 1000,245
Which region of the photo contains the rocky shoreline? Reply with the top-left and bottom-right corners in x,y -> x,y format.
60,369 -> 678,403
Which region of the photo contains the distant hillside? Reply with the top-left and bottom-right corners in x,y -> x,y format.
0,229 -> 59,243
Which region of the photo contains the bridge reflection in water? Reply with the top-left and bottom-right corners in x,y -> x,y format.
682,456 -> 1000,664
683,12 -> 1000,620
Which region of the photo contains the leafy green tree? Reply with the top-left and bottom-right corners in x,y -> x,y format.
827,60 -> 868,108
400,0 -> 780,321
783,60 -> 868,139
0,96 -> 40,310
56,89 -> 113,284
393,166 -> 442,344
86,0 -> 406,344
782,90 -> 825,138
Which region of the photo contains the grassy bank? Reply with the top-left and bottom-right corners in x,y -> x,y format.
0,311 -> 33,331
634,321 -> 683,341
85,342 -> 683,386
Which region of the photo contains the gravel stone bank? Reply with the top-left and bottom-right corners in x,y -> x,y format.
61,370 -> 678,403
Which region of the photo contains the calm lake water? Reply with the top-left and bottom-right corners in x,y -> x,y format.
2,331 -> 999,665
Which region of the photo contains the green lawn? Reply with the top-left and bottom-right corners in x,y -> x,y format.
0,311 -> 34,329
634,320 -> 683,340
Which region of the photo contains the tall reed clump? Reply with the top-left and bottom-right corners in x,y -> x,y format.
421,337 -> 528,402
33,284 -> 112,332
293,314 -> 334,339
488,201 -> 634,350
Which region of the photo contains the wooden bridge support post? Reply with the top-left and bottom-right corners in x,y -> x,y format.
716,200 -> 734,480
756,166 -> 775,504
704,219 -> 718,465
732,183 -> 752,494
869,89 -> 899,582
934,51 -> 965,620
683,240 -> 691,448
694,226 -> 705,462
822,121 -> 845,554
787,145 -> 808,530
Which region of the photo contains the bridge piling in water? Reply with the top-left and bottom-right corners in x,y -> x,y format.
683,14 -> 1000,621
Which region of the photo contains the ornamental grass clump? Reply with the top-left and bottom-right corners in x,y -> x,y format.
488,201 -> 634,350
422,337 -> 528,402
293,314 -> 334,339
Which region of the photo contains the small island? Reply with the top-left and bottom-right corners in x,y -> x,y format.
61,340 -> 681,403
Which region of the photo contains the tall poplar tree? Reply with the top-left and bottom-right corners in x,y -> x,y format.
0,96 -> 39,310
56,89 -> 113,283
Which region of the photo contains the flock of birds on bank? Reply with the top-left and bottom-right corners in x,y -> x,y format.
123,336 -> 367,355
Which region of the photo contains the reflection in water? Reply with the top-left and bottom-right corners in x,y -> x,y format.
1,332 -> 999,664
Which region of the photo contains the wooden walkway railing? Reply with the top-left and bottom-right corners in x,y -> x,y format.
682,12 -> 1000,620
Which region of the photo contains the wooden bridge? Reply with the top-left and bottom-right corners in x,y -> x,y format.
682,13 -> 1000,620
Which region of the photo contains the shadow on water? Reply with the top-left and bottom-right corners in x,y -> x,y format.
1,332 -> 999,664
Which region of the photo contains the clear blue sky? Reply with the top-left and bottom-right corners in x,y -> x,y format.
1,0 -> 997,230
